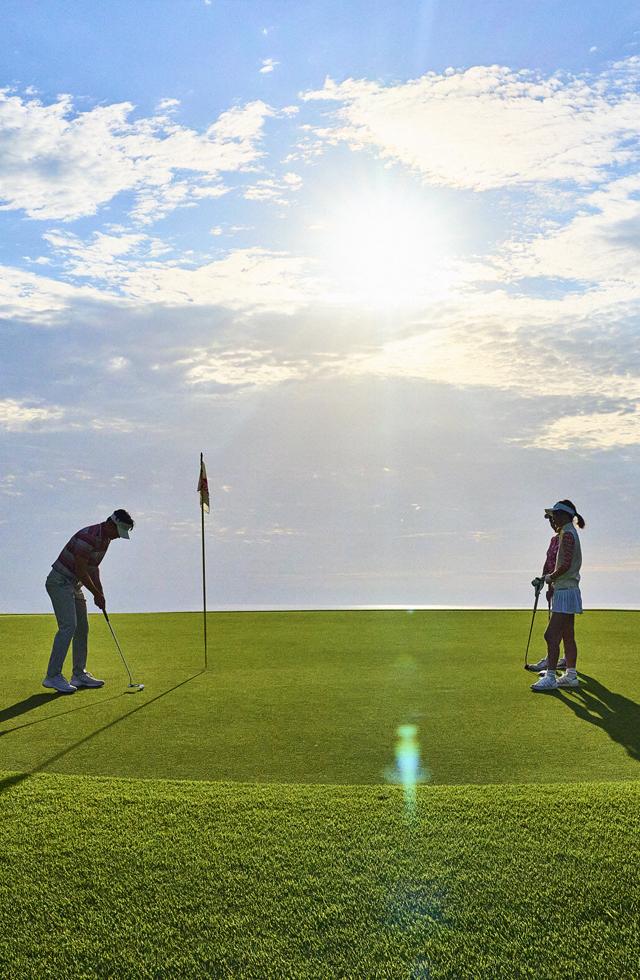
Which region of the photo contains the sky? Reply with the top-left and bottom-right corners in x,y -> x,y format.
2,0 -> 640,613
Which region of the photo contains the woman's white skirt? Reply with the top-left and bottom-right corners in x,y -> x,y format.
552,587 -> 583,614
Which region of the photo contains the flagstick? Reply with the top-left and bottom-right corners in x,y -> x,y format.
200,453 -> 208,669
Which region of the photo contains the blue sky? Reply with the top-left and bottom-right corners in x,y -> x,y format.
2,0 -> 640,612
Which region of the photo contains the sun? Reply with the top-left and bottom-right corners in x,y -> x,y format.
313,187 -> 456,310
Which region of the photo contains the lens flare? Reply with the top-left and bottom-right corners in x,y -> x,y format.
385,723 -> 430,815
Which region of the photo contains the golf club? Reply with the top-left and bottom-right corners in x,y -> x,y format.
102,610 -> 145,692
523,579 -> 544,670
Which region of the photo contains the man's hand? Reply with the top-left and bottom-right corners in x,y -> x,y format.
93,592 -> 106,611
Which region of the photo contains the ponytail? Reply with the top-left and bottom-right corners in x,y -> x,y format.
559,498 -> 585,529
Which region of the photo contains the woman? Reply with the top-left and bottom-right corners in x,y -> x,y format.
530,499 -> 585,692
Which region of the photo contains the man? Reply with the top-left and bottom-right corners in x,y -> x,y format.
43,510 -> 135,694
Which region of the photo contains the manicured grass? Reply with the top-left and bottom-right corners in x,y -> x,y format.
1,611 -> 639,977
1,772 -> 639,979
1,611 -> 639,785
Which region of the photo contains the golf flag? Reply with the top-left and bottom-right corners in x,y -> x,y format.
198,452 -> 209,668
198,454 -> 210,513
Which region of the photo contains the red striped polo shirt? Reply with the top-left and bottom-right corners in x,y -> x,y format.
52,523 -> 111,582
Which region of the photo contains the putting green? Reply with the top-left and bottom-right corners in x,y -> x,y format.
2,611 -> 639,978
1,610 -> 638,785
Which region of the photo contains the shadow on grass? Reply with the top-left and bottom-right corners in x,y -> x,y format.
556,672 -> 640,763
0,690 -> 124,737
0,692 -> 63,724
0,670 -> 205,796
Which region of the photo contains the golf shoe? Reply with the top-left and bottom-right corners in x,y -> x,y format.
42,674 -> 77,694
71,670 -> 105,688
555,673 -> 580,689
530,672 -> 558,692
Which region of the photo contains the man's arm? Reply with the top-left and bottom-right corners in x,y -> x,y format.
75,556 -> 106,609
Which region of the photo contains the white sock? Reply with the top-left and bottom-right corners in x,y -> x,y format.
545,669 -> 557,679
566,668 -> 577,678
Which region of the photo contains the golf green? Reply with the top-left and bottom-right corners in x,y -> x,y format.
1,610 -> 638,785
1,611 -> 639,978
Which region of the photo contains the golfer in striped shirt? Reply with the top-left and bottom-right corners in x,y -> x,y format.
43,510 -> 134,694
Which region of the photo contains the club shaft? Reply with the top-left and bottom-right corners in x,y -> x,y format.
104,615 -> 134,685
524,591 -> 541,665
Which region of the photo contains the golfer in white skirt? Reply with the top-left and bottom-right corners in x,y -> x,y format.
530,499 -> 585,692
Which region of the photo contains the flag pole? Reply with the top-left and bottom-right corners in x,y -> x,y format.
200,451 -> 208,669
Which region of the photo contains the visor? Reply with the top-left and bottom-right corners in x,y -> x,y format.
109,512 -> 133,539
544,501 -> 576,518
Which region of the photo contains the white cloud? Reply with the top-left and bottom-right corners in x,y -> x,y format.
259,59 -> 279,74
0,241 -> 319,320
339,286 -> 640,405
497,174 -> 640,286
43,229 -> 156,281
0,263 -> 115,322
302,59 -> 640,190
156,98 -> 180,112
0,398 -> 64,430
530,410 -> 640,450
123,248 -> 319,314
181,348 -> 306,387
243,172 -> 302,205
0,474 -> 22,497
0,91 -> 274,223
107,356 -> 130,372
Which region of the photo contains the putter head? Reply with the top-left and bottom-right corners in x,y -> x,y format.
126,683 -> 145,693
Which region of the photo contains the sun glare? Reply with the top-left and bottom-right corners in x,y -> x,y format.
315,189 -> 456,310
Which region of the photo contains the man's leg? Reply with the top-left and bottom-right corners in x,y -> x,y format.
71,587 -> 89,676
45,573 -> 77,678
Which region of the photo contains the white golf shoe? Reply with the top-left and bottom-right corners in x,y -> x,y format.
555,673 -> 580,689
525,657 -> 548,672
530,672 -> 558,693
42,674 -> 77,694
71,670 -> 105,689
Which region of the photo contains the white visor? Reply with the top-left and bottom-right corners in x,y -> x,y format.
110,512 -> 133,539
544,502 -> 576,518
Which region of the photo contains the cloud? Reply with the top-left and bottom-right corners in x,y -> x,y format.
1,236 -> 319,319
529,410 -> 640,450
0,398 -> 64,430
497,173 -> 640,286
338,286 -> 640,406
120,247 -> 318,313
259,59 -> 279,74
302,59 -> 640,190
180,348 -> 307,387
0,91 -> 274,223
243,171 -> 302,205
156,98 -> 180,112
42,229 -> 155,281
0,263 -> 115,322
0,475 -> 22,497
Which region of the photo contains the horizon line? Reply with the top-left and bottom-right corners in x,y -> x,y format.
3,604 -> 640,616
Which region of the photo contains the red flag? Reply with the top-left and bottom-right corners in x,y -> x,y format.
197,454 -> 210,513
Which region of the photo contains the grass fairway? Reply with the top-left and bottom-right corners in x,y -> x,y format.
1,610 -> 639,977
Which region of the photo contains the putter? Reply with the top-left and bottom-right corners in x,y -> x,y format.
523,580 -> 544,670
102,610 -> 145,692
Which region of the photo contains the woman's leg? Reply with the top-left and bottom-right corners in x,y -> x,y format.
543,613 -> 565,670
561,614 -> 577,668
